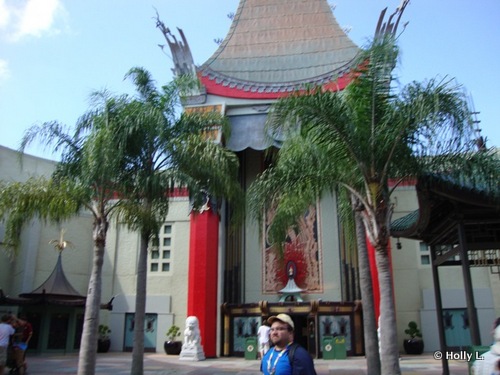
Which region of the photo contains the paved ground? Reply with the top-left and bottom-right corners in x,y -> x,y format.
17,352 -> 471,375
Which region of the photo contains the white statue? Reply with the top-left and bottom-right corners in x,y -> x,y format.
183,316 -> 201,349
179,316 -> 205,361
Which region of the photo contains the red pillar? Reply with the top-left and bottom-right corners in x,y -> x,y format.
367,239 -> 380,323
366,237 -> 394,326
187,207 -> 219,357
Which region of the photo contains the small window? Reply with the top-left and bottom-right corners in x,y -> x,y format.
419,242 -> 431,266
149,223 -> 173,273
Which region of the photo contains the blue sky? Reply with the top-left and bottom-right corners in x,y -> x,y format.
1,0 -> 499,159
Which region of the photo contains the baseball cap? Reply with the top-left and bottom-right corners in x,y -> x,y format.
267,314 -> 294,330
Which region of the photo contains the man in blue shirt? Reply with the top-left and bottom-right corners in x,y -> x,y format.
261,314 -> 316,375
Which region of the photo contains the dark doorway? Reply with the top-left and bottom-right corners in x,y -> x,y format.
24,311 -> 41,351
48,312 -> 70,349
290,315 -> 309,352
73,313 -> 84,349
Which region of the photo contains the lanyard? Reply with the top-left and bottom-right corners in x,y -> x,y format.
267,344 -> 291,375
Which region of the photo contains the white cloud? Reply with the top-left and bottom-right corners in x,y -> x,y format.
0,59 -> 10,84
0,0 -> 68,42
0,1 -> 10,28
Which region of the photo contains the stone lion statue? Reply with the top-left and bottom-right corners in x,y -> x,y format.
183,316 -> 201,349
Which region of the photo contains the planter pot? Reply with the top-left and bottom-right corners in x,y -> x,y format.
403,338 -> 424,355
97,339 -> 111,353
164,341 -> 182,355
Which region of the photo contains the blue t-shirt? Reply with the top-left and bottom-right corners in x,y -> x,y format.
262,346 -> 292,375
262,344 -> 317,375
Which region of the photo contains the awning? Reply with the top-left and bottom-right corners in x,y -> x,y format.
226,114 -> 283,151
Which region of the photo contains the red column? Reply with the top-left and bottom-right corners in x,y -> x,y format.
366,239 -> 380,323
366,237 -> 394,326
187,207 -> 219,357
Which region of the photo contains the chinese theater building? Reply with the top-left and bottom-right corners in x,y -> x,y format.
160,0 -> 365,358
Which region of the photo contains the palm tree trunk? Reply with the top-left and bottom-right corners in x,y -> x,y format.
375,243 -> 401,375
130,231 -> 149,375
352,197 -> 381,375
77,221 -> 107,375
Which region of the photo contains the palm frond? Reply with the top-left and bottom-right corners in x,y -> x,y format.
0,177 -> 86,256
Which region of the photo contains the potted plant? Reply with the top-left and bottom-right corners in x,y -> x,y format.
403,321 -> 424,354
164,325 -> 182,355
97,324 -> 111,353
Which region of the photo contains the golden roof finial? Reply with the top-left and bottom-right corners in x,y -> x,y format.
49,228 -> 74,253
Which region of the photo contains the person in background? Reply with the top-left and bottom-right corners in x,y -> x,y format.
0,314 -> 15,375
472,325 -> 500,375
11,315 -> 32,375
257,320 -> 271,359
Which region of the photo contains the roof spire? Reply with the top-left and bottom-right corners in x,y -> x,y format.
156,18 -> 196,77
49,228 -> 74,253
374,0 -> 410,39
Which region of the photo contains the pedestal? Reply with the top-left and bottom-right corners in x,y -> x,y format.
179,345 -> 206,361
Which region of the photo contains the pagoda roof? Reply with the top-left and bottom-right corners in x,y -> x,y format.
19,252 -> 84,300
0,252 -> 113,309
199,0 -> 359,99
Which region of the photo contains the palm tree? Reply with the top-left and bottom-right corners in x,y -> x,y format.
115,67 -> 242,375
1,91 -> 132,375
247,36 -> 500,374
351,194 -> 381,374
336,188 -> 381,373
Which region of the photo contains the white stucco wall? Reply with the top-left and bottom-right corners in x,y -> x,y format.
103,197 -> 191,351
0,145 -> 93,298
1,146 -> 56,293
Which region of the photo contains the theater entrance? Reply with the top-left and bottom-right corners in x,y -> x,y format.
221,300 -> 363,358
290,314 -> 317,356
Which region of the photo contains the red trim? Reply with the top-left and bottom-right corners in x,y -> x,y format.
388,178 -> 417,188
170,187 -> 189,197
199,74 -> 353,99
187,208 -> 219,358
109,187 -> 189,200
